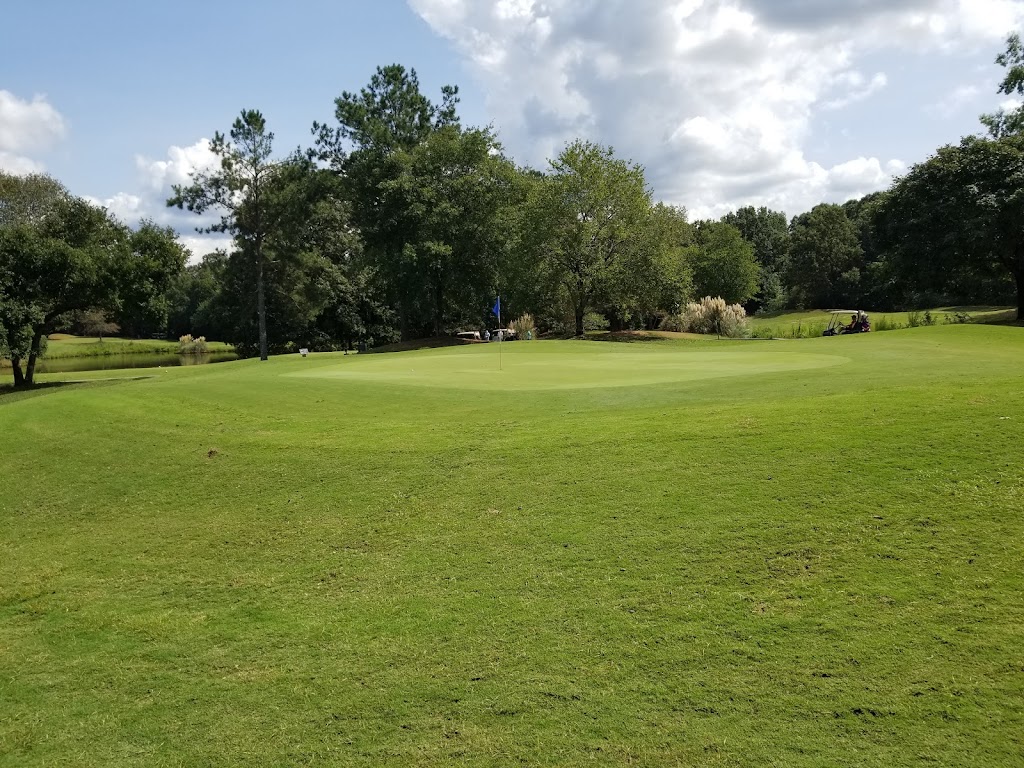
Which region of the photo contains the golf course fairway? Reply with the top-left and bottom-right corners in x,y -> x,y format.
1,325 -> 1022,766
291,342 -> 847,390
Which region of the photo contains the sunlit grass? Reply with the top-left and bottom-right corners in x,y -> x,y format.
2,326 -> 1022,766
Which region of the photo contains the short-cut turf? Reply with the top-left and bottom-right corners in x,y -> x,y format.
1,326 -> 1022,767
296,341 -> 847,389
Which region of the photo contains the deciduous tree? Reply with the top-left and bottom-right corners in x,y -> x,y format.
687,220 -> 760,306
876,134 -> 1024,319
1,190 -> 131,385
721,206 -> 789,310
527,141 -> 652,336
786,204 -> 863,308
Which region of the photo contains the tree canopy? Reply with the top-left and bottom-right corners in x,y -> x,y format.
1,172 -> 183,385
876,134 -> 1024,318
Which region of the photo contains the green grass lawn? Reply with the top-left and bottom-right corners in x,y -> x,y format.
2,327 -> 1023,766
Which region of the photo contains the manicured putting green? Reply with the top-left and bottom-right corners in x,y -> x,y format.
292,341 -> 849,390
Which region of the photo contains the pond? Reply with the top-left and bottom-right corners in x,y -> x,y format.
26,352 -> 239,374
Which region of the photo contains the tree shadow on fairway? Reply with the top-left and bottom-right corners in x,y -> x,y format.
367,336 -> 479,354
586,330 -> 707,343
0,378 -> 144,405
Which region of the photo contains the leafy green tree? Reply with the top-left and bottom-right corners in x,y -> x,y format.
1,173 -> 70,374
981,33 -> 1024,138
169,109 -> 278,360
112,221 -> 188,338
842,192 -> 899,309
315,65 -> 463,338
526,141 -> 653,336
373,125 -> 516,335
77,309 -> 119,340
0,172 -> 70,227
608,202 -> 693,329
166,251 -> 229,339
721,206 -> 789,310
876,134 -> 1024,318
687,220 -> 760,305
786,204 -> 863,308
0,190 -> 141,385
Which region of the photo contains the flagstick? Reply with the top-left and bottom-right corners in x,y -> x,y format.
498,300 -> 502,371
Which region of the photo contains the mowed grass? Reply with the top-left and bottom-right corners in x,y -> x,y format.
1,327 -> 1023,766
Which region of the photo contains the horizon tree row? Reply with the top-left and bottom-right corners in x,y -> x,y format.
3,32 -> 1022,380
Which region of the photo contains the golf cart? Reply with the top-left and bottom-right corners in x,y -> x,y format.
823,310 -> 870,336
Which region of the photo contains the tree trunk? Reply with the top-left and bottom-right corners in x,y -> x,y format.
24,332 -> 43,386
256,246 -> 268,361
575,303 -> 585,337
434,277 -> 444,338
11,356 -> 25,387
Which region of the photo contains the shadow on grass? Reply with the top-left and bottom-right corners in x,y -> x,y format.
973,309 -> 1021,326
368,336 -> 479,354
0,378 -> 144,405
586,331 -> 671,344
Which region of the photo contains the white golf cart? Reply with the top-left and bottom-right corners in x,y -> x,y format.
823,310 -> 870,336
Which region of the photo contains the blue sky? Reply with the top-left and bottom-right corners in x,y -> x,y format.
2,1 -> 484,197
3,0 -> 1022,257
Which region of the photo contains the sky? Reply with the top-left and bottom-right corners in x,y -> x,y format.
3,0 -> 1022,259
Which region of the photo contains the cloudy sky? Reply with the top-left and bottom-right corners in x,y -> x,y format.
3,0 -> 1021,258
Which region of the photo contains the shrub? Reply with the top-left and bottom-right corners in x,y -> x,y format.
680,296 -> 749,337
583,312 -> 609,331
509,313 -> 536,338
178,334 -> 209,354
873,315 -> 901,332
944,311 -> 973,324
907,311 -> 922,327
658,314 -> 686,333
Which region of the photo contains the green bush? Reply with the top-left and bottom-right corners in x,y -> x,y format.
944,311 -> 973,324
658,314 -> 686,333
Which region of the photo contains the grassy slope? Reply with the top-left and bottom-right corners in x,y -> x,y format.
1,327 -> 1023,766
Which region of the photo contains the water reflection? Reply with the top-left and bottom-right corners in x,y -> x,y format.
29,352 -> 238,374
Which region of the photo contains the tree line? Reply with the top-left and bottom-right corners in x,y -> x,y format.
3,35 -> 1022,384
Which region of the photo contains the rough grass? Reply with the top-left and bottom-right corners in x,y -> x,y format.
749,306 -> 1014,338
1,326 -> 1023,766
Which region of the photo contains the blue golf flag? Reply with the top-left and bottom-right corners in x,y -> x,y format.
492,296 -> 501,317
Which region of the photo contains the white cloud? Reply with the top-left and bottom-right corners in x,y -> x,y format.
931,83 -> 983,116
0,151 -> 45,175
85,140 -> 229,263
409,0 -> 1024,216
0,91 -> 68,174
823,72 -> 888,110
85,192 -> 145,223
177,234 -> 233,264
136,139 -> 219,193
